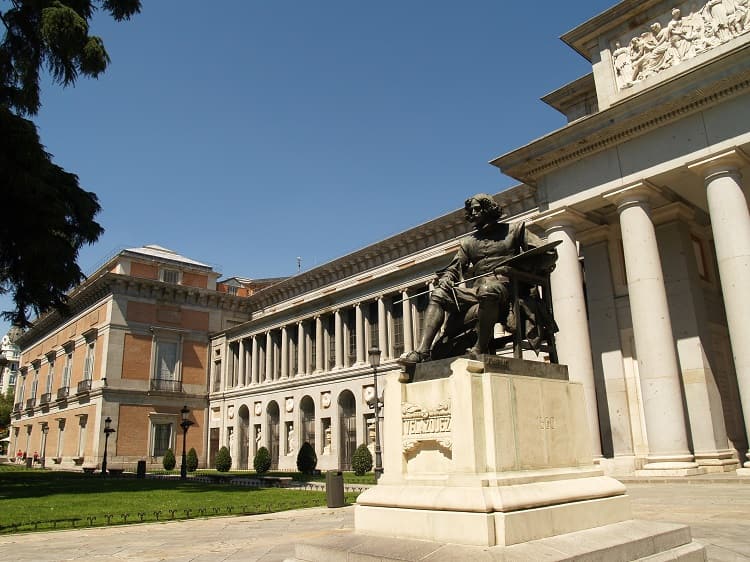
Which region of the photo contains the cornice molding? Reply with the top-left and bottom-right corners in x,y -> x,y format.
492,48 -> 750,184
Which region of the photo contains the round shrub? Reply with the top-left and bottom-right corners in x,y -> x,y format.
215,446 -> 232,472
162,448 -> 176,471
296,441 -> 317,474
186,447 -> 199,472
351,444 -> 373,476
254,446 -> 272,475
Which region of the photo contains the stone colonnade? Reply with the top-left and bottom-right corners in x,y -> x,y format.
220,286 -> 434,391
535,148 -> 749,474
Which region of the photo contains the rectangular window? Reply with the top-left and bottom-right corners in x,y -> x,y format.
8,364 -> 17,386
77,417 -> 87,457
155,341 -> 178,380
152,423 -> 172,457
310,330 -> 316,370
327,316 -> 336,370
368,302 -> 379,351
62,350 -> 73,387
212,360 -> 221,392
347,309 -> 356,366
30,371 -> 39,400
226,285 -> 238,295
45,360 -> 54,394
692,235 -> 709,282
160,269 -> 180,284
391,299 -> 404,357
83,341 -> 95,380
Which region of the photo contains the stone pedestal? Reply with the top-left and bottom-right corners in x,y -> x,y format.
294,356 -> 705,560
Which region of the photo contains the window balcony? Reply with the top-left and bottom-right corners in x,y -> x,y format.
57,387 -> 69,401
150,378 -> 183,392
25,398 -> 35,410
13,402 -> 21,413
76,379 -> 92,394
40,393 -> 51,405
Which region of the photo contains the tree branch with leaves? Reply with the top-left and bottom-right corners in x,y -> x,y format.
0,0 -> 141,327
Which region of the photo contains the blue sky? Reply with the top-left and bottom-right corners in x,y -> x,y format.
2,0 -> 616,336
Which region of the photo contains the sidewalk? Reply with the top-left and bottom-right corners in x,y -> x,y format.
0,480 -> 746,561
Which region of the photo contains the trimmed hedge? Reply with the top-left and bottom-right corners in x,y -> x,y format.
163,448 -> 176,471
351,444 -> 373,476
215,446 -> 232,472
254,446 -> 272,475
296,441 -> 317,474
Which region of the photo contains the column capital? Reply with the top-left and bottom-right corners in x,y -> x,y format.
531,207 -> 599,233
603,180 -> 664,210
687,148 -> 749,178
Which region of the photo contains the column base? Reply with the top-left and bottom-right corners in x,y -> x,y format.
696,458 -> 740,473
736,467 -> 750,476
635,461 -> 705,477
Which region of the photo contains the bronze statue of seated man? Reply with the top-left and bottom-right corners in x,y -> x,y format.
399,193 -> 549,364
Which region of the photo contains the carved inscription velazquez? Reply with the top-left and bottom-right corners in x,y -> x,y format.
401,399 -> 452,454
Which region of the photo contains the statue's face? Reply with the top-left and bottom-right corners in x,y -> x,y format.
467,199 -> 492,227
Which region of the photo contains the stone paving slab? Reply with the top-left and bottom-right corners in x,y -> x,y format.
0,481 -> 746,561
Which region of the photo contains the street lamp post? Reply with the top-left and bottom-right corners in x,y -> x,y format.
101,417 -> 115,477
180,405 -> 195,480
368,347 -> 383,481
40,424 -> 49,469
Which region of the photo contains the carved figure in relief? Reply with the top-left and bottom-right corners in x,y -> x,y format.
667,8 -> 697,61
397,194 -> 549,364
612,1 -> 750,90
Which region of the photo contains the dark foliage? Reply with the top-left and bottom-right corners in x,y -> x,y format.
186,447 -> 198,472
162,448 -> 176,471
351,444 -> 373,476
0,1 -> 141,326
296,441 -> 317,474
215,446 -> 232,472
253,446 -> 271,475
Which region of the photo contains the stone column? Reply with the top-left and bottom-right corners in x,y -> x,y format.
251,335 -> 259,385
378,297 -> 388,359
402,290 -> 413,353
604,183 -> 698,474
281,326 -> 289,379
534,208 -> 602,459
355,303 -> 366,365
689,150 -> 750,472
334,309 -> 343,370
237,339 -> 246,387
315,316 -> 324,373
265,331 -> 273,383
297,321 -> 306,376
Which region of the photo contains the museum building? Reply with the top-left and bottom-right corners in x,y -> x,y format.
8,245 -> 255,469
9,0 -> 750,476
208,0 -> 750,476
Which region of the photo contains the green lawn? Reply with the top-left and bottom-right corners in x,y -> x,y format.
0,465 -> 361,533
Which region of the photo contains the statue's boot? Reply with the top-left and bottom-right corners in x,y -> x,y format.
399,303 -> 444,364
467,298 -> 500,359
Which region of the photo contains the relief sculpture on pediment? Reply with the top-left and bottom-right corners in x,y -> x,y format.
612,1 -> 750,90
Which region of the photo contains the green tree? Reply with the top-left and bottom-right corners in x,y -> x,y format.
162,448 -> 176,471
0,388 -> 14,432
215,446 -> 232,472
186,447 -> 198,472
351,444 -> 373,476
0,1 -> 141,326
253,446 -> 271,475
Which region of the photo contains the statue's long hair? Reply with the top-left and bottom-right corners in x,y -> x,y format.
464,193 -> 502,222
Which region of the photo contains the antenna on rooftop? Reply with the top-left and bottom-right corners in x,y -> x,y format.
296,257 -> 301,273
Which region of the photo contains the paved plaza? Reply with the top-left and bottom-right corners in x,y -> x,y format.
0,479 -> 747,561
